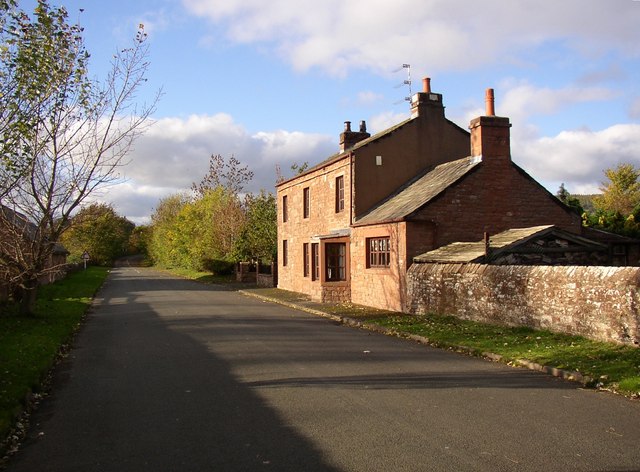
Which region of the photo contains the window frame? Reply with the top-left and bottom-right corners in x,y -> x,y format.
282,195 -> 288,223
311,243 -> 319,281
282,239 -> 288,267
325,242 -> 347,282
303,187 -> 310,219
303,242 -> 309,277
335,175 -> 344,213
367,237 -> 391,268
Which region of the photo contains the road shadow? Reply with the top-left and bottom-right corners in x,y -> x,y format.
6,269 -> 342,472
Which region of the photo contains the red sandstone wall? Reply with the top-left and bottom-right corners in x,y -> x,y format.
350,223 -> 407,312
276,157 -> 352,299
407,263 -> 640,346
413,161 -> 582,248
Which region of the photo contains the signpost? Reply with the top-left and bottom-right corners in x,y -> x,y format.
82,251 -> 90,270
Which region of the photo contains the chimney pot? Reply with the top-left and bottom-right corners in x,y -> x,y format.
359,120 -> 367,133
344,121 -> 351,132
423,77 -> 431,93
485,88 -> 495,116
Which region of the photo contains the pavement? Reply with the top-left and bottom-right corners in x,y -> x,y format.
238,288 -> 599,389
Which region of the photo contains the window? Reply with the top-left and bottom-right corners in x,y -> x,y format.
303,187 -> 310,219
325,243 -> 346,281
282,195 -> 288,223
335,176 -> 344,213
367,237 -> 390,268
311,243 -> 319,281
303,243 -> 309,277
282,240 -> 288,266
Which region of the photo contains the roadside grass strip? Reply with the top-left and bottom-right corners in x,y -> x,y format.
367,314 -> 640,397
0,267 -> 109,455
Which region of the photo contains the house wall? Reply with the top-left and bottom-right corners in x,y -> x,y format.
412,162 -> 582,250
276,156 -> 351,299
353,107 -> 469,218
350,222 -> 407,312
407,263 -> 640,346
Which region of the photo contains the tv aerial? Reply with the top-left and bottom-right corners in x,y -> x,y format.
393,64 -> 412,106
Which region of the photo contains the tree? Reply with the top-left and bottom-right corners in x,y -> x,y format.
556,183 -> 584,215
233,191 -> 277,263
147,193 -> 187,268
191,153 -> 254,197
592,163 -> 640,216
0,1 -> 158,314
60,203 -> 134,266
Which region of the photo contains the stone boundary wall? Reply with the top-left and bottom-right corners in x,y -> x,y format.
406,263 -> 640,346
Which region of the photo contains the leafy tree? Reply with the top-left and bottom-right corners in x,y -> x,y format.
61,203 -> 134,266
556,183 -> 584,215
592,163 -> 640,216
233,191 -> 277,263
0,1 -> 158,314
581,164 -> 640,238
147,193 -> 187,268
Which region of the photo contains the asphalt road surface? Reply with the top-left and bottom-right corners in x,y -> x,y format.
6,266 -> 640,471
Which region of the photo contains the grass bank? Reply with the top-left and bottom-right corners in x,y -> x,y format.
243,288 -> 640,398
0,266 -> 109,454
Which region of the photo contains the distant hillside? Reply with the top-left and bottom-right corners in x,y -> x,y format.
574,194 -> 599,213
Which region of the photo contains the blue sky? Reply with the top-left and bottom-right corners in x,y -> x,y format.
25,0 -> 640,223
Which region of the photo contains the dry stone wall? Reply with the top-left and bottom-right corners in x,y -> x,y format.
406,263 -> 640,346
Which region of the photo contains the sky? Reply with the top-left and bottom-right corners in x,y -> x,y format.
23,0 -> 640,224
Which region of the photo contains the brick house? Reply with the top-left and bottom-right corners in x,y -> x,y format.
276,79 -> 587,311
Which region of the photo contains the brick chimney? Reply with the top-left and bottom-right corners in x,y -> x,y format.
469,88 -> 511,162
410,77 -> 444,119
340,120 -> 370,152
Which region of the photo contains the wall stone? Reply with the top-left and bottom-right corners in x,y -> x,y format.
407,263 -> 640,346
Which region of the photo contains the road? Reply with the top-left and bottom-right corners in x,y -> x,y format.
6,266 -> 640,471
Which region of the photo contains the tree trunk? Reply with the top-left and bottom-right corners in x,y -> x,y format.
19,278 -> 39,316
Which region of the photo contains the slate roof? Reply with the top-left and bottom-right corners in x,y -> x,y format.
353,155 -> 482,226
413,225 -> 605,263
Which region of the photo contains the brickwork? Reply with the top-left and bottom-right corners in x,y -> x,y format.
407,263 -> 640,346
412,161 -> 582,250
350,223 -> 407,312
277,157 -> 351,299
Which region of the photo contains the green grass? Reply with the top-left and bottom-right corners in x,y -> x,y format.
0,267 -> 109,449
366,313 -> 640,396
158,266 -> 236,285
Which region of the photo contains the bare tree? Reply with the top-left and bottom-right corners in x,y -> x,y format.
0,2 -> 159,314
191,153 -> 254,197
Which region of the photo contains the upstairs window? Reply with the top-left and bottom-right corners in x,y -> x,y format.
335,176 -> 344,213
367,237 -> 390,268
303,187 -> 310,219
282,195 -> 288,222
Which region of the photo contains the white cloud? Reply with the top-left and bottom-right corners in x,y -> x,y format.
499,80 -> 617,124
107,114 -> 334,222
514,124 -> 640,194
182,0 -> 640,76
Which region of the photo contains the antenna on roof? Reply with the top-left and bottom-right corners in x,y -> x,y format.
392,64 -> 412,106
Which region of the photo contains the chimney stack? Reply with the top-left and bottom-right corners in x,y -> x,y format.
411,76 -> 443,119
469,88 -> 511,162
340,119 -> 370,152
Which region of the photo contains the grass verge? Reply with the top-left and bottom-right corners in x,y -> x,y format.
0,266 -> 109,455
